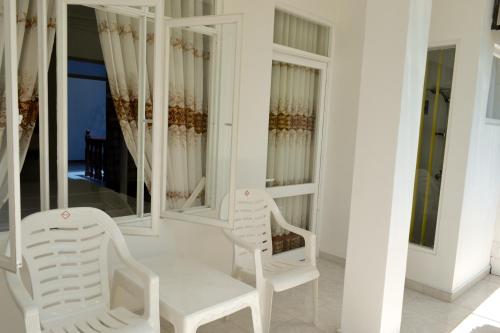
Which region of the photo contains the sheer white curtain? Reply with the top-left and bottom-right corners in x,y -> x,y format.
0,0 -> 56,206
165,1 -> 209,209
273,10 -> 329,56
266,60 -> 318,253
95,10 -> 155,191
96,0 -> 210,209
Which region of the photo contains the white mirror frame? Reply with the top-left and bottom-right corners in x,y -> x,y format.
55,0 -> 165,236
160,14 -> 242,229
0,0 -> 22,272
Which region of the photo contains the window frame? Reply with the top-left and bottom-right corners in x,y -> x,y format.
159,14 -> 243,229
266,4 -> 334,259
0,0 -> 23,272
54,0 -> 166,236
487,54 -> 500,125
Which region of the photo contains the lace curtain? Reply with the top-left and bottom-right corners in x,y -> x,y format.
96,0 -> 210,210
0,0 -> 56,205
267,61 -> 318,253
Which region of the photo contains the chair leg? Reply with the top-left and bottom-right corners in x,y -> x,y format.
312,278 -> 319,326
260,283 -> 274,333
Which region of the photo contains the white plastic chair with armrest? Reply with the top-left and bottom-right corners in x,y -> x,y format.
4,207 -> 160,333
221,189 -> 319,333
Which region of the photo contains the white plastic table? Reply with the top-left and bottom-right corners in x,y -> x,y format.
113,255 -> 263,333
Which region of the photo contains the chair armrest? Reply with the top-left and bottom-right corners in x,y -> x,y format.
222,229 -> 264,280
270,203 -> 317,265
4,271 -> 41,333
111,238 -> 159,331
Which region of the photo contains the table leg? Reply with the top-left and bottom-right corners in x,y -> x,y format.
250,298 -> 264,333
174,321 -> 198,333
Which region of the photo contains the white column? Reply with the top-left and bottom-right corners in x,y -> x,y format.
340,0 -> 432,332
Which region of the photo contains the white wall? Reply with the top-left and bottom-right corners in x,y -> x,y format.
406,0 -> 500,292
318,0 -> 366,259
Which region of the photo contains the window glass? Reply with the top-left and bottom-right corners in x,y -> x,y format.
163,21 -> 238,224
165,0 -> 215,17
266,61 -> 319,188
272,194 -> 312,254
274,9 -> 330,56
487,57 -> 500,121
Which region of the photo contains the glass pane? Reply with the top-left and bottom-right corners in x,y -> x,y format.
409,47 -> 456,248
272,194 -> 312,254
0,8 -> 8,232
164,22 -> 238,223
274,9 -> 330,56
487,57 -> 500,120
266,61 -> 319,187
66,5 -> 152,223
165,0 -> 215,17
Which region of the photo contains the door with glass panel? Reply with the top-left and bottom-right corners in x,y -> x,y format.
266,8 -> 331,255
409,47 -> 456,248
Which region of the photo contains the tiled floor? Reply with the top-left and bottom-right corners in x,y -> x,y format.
161,259 -> 500,332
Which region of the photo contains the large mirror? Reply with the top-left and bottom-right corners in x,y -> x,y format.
409,47 -> 456,248
161,16 -> 241,227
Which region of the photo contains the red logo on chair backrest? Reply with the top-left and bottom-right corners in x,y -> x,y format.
61,211 -> 71,219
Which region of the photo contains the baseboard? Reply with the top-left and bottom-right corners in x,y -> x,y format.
320,251 -> 489,303
405,265 -> 490,302
319,251 -> 346,267
449,265 -> 491,302
404,279 -> 453,302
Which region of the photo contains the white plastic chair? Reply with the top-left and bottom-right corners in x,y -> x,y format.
4,207 -> 160,333
222,189 -> 320,333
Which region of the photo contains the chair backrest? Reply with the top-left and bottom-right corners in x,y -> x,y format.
230,189 -> 274,272
20,208 -> 118,323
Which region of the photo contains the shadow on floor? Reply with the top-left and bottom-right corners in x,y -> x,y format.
471,326 -> 500,333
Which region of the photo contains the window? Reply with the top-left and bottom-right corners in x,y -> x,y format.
274,8 -> 331,57
160,15 -> 242,228
487,57 -> 500,121
267,7 -> 331,254
55,1 -> 166,235
409,47 -> 456,248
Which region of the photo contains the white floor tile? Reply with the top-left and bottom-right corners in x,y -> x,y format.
158,259 -> 500,333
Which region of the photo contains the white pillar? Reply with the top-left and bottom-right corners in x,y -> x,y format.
340,0 -> 432,332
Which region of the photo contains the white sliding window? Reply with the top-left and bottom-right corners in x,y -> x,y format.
56,0 -> 165,236
266,7 -> 332,255
0,0 -> 22,272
